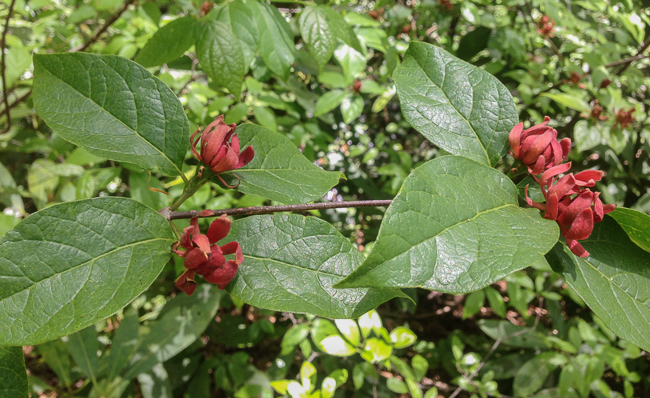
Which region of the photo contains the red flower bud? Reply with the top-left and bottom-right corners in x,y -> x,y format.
173,213 -> 244,294
509,117 -> 571,174
191,116 -> 255,176
614,108 -> 635,129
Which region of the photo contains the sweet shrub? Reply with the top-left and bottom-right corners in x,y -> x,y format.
1,1 -> 649,397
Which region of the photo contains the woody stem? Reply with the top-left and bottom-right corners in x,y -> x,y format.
165,200 -> 394,220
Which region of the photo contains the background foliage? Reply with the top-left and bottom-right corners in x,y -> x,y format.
1,0 -> 649,396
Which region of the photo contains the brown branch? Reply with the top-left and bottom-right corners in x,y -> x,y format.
69,0 -> 136,52
0,89 -> 31,119
0,0 -> 17,134
615,37 -> 650,75
163,200 -> 393,221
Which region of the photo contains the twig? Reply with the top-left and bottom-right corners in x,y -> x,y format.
0,0 -> 17,134
163,200 -> 393,220
605,53 -> 650,68
0,89 -> 30,119
68,0 -> 136,52
615,37 -> 650,75
448,337 -> 502,398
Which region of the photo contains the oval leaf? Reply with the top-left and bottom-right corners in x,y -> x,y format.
0,346 -> 27,398
608,207 -> 650,253
214,0 -> 259,70
33,53 -> 189,176
546,216 -> 650,352
221,124 -> 343,204
299,6 -> 336,72
196,21 -> 246,99
0,197 -> 175,345
252,1 -> 295,80
336,155 -> 559,291
393,42 -> 518,166
223,214 -> 403,318
135,16 -> 200,67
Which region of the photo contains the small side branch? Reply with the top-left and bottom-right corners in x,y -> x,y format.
69,0 -> 136,52
614,37 -> 650,75
165,200 -> 393,220
0,0 -> 17,134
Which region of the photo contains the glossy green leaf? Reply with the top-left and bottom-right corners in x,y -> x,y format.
334,44 -> 365,85
135,16 -> 200,67
314,89 -> 348,117
608,207 -> 650,253
311,319 -> 356,356
0,197 -> 175,345
389,327 -> 417,349
64,326 -> 99,383
540,93 -> 590,113
361,338 -> 392,363
252,106 -> 277,131
412,354 -> 428,381
387,378 -> 409,394
484,286 -> 506,318
138,363 -> 172,398
299,6 -> 336,72
214,0 -> 259,69
221,124 -> 343,204
546,216 -> 650,352
196,21 -> 245,99
223,214 -> 402,319
252,1 -> 295,80
335,319 -> 360,346
341,95 -> 364,124
320,8 -> 364,54
336,156 -> 559,291
37,340 -> 72,388
123,284 -> 223,378
478,320 -> 548,349
33,53 -> 190,176
393,42 -> 518,166
513,353 -> 560,397
101,309 -> 140,379
0,346 -> 27,398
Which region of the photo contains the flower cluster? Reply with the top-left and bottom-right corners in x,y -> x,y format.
191,115 -> 254,179
614,108 -> 635,129
510,118 -> 616,257
173,212 -> 243,295
537,15 -> 555,37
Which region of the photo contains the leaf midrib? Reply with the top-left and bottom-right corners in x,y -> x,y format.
36,56 -> 183,176
409,49 -> 491,165
0,237 -> 172,303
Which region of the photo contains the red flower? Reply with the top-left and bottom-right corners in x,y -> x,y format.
614,108 -> 635,129
191,115 -> 255,177
439,0 -> 453,10
582,101 -> 608,121
525,163 -> 616,257
536,15 -> 555,37
509,116 -> 571,174
173,212 -> 244,294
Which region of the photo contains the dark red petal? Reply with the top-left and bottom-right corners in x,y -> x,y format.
190,128 -> 202,161
184,248 -> 209,270
190,217 -> 200,237
230,133 -> 241,154
220,241 -> 244,264
574,170 -> 603,186
547,174 -> 576,199
564,208 -> 594,240
207,214 -> 231,244
549,139 -> 563,166
602,204 -> 617,215
567,239 -> 589,257
522,116 -> 551,136
541,162 -> 572,187
544,194 -> 559,220
204,259 -> 239,286
522,130 -> 554,165
173,248 -> 188,258
211,147 -> 240,173
529,155 -> 546,175
195,251 -> 225,276
237,146 -> 255,169
559,138 -> 571,159
593,194 -> 604,223
176,270 -> 197,295
180,226 -> 195,250
192,234 -> 212,254
557,191 -> 595,226
508,122 -> 524,157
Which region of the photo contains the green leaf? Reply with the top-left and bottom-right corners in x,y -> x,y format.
456,27 -> 491,61
314,89 -> 348,117
545,216 -> 650,352
335,319 -> 360,346
221,124 -> 342,204
387,378 -> 409,394
137,363 -> 172,398
0,197 -> 175,345
608,207 -> 650,253
252,106 -> 277,131
462,290 -> 485,319
214,0 -> 259,70
311,319 -> 356,356
320,8 -> 364,54
64,326 -> 99,383
33,53 -> 190,176
412,354 -> 428,381
281,324 -> 310,348
129,172 -> 170,210
513,353 -> 560,397
336,156 -> 559,291
573,120 -> 602,152
135,16 -> 200,67
299,7 -> 336,72
478,320 -> 549,349
389,327 -> 417,349
334,44 -> 365,85
196,21 -> 246,99
123,284 -> 223,378
341,95 -> 364,124
361,338 -> 392,363
224,214 -> 402,318
252,1 -> 295,80
393,42 -> 518,166
484,286 -> 506,318
37,340 -> 73,388
101,309 -> 140,379
0,346 -> 27,398
540,93 -> 590,113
